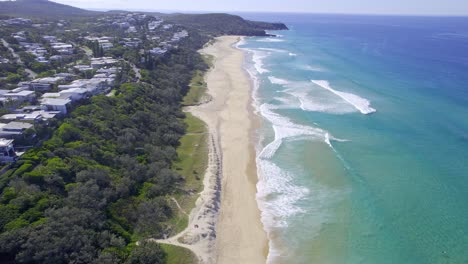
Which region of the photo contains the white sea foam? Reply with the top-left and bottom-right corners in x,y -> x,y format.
284,83 -> 356,114
258,103 -> 336,159
311,80 -> 377,114
256,160 -> 309,228
268,76 -> 290,85
289,52 -> 298,56
240,36 -> 358,264
258,48 -> 288,53
303,64 -> 326,72
257,38 -> 285,43
235,38 -> 247,48
250,49 -> 270,74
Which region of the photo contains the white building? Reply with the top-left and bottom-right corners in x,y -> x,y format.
59,88 -> 88,101
30,77 -> 64,92
2,91 -> 36,103
0,122 -> 34,138
0,139 -> 18,163
40,98 -> 71,114
90,57 -> 119,69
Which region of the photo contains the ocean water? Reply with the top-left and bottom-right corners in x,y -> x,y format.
237,14 -> 468,264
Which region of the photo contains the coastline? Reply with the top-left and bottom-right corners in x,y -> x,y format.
155,36 -> 268,264
201,35 -> 268,264
211,37 -> 268,264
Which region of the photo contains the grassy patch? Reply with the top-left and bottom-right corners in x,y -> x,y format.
202,54 -> 214,68
182,54 -> 213,106
182,70 -> 207,106
168,113 -> 208,234
106,89 -> 116,97
161,244 -> 198,264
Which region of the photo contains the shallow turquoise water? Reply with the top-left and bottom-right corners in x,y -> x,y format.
239,14 -> 468,264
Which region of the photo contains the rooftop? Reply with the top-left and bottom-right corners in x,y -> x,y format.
0,138 -> 14,147
41,98 -> 71,106
2,122 -> 33,131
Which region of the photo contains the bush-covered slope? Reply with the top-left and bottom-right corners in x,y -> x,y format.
0,0 -> 97,18
165,13 -> 288,36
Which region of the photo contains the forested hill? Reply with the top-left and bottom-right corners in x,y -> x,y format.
0,0 -> 98,18
0,1 -> 287,36
165,13 -> 288,36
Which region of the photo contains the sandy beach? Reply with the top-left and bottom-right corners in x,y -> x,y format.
155,36 -> 267,264
204,36 -> 268,264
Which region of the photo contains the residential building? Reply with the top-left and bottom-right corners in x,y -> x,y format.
0,122 -> 34,138
1,111 -> 60,122
30,77 -> 64,92
149,47 -> 167,55
59,88 -> 88,101
55,73 -> 77,82
5,18 -> 32,25
40,98 -> 71,114
73,65 -> 94,72
90,57 -> 119,69
43,36 -> 58,42
51,42 -> 74,55
0,139 -> 18,163
2,91 -> 36,103
1,112 -> 42,122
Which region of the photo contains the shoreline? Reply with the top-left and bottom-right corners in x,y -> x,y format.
155,36 -> 268,264
204,36 -> 268,264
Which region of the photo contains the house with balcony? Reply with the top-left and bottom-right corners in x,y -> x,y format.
0,138 -> 18,163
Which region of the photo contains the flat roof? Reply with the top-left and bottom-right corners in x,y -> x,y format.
3,122 -> 33,130
5,91 -> 35,97
60,88 -> 88,94
41,98 -> 71,106
0,138 -> 14,147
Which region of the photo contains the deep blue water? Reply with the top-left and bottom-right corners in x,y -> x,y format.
237,14 -> 468,263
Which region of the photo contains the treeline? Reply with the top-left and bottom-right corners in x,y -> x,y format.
87,40 -> 105,58
0,33 -> 208,263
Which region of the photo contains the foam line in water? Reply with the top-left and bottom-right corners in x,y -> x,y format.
257,38 -> 285,43
247,49 -> 270,74
282,82 -> 357,114
311,80 -> 377,114
257,103 -> 343,159
303,65 -> 326,72
268,76 -> 290,85
256,160 -> 310,228
258,48 -> 288,53
235,38 -> 247,48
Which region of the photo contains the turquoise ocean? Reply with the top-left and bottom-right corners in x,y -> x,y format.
237,14 -> 468,263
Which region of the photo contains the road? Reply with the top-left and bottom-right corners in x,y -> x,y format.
1,38 -> 22,64
129,62 -> 141,82
1,38 -> 37,79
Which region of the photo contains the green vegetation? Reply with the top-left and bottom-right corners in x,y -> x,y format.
165,13 -> 288,36
160,244 -> 198,264
0,39 -> 208,263
0,0 -> 98,18
183,70 -> 208,106
169,113 -> 208,233
0,1 -> 287,263
182,54 -> 213,106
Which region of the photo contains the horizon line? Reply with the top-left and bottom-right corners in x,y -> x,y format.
84,7 -> 468,18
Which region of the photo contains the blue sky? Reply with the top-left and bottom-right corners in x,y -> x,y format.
51,0 -> 468,15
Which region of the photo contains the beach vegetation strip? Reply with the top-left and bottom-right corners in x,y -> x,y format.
168,112 -> 209,234
161,244 -> 198,264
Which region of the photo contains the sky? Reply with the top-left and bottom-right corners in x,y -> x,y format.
50,0 -> 468,16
